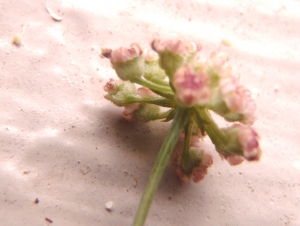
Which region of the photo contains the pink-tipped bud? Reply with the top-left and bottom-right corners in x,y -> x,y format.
236,125 -> 261,161
105,43 -> 144,81
220,77 -> 256,125
103,78 -> 118,95
222,123 -> 261,162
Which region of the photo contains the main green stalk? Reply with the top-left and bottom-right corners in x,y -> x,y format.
133,108 -> 190,226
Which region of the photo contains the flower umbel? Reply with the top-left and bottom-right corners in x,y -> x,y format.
102,39 -> 262,226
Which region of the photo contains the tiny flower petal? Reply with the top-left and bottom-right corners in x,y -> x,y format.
224,154 -> 244,166
192,152 -> 213,183
110,43 -> 142,64
103,78 -> 118,95
151,39 -> 190,56
122,103 -> 140,122
175,167 -> 190,184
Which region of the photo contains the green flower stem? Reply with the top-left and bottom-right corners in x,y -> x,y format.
193,107 -> 227,149
126,95 -> 175,108
133,108 -> 190,226
142,96 -> 176,108
151,109 -> 174,120
132,77 -> 173,95
146,77 -> 170,87
182,120 -> 193,159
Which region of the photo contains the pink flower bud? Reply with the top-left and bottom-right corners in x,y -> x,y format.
173,64 -> 211,106
236,125 -> 261,161
103,78 -> 118,95
220,76 -> 256,125
220,124 -> 261,163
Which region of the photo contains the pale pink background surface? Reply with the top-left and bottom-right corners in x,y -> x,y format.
1,0 -> 300,225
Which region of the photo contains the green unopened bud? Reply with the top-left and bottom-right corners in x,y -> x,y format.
143,50 -> 167,83
144,61 -> 166,81
151,39 -> 190,80
104,80 -> 137,106
133,103 -> 160,122
208,88 -> 231,115
113,57 -> 144,81
220,126 -> 243,156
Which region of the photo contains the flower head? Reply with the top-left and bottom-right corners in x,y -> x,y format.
173,64 -> 211,106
